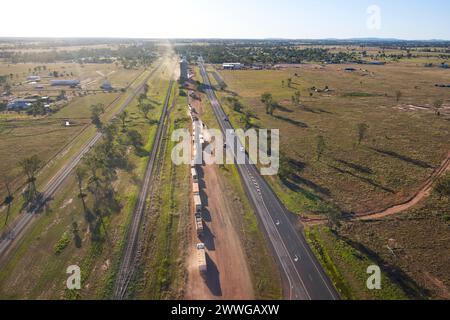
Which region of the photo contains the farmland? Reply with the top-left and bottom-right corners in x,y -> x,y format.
0,53 -> 178,299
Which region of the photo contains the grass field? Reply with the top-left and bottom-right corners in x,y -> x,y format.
0,55 -> 177,299
306,178 -> 450,300
211,62 -> 450,215
134,82 -> 190,299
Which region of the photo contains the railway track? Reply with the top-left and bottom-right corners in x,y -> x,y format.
0,62 -> 164,262
113,78 -> 175,300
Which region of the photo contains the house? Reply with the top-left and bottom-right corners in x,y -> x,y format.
222,63 -> 244,70
50,80 -> 80,87
367,61 -> 386,65
27,75 -> 41,82
7,99 -> 37,110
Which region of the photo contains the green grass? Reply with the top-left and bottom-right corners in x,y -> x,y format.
138,81 -> 190,299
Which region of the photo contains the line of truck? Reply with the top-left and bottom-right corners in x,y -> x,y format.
188,102 -> 207,279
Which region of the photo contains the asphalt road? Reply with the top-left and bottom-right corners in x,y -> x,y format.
113,79 -> 174,299
0,63 -> 163,263
198,58 -> 339,300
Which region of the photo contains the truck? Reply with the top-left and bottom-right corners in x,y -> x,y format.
195,217 -> 204,237
193,194 -> 202,212
196,243 -> 207,278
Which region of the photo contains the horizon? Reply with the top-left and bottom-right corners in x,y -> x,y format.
1,0 -> 450,40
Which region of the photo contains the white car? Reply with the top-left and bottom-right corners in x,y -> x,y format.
240,146 -> 245,152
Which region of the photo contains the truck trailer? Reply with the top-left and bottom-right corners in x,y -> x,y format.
196,243 -> 208,278
195,217 -> 204,237
193,194 -> 202,212
192,182 -> 200,196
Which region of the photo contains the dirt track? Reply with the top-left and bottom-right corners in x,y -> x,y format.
357,150 -> 450,220
303,150 -> 450,224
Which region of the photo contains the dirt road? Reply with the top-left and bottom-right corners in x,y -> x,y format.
184,80 -> 254,300
357,150 -> 450,220
185,163 -> 254,300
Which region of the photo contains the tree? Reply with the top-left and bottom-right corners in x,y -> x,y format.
19,155 -> 42,203
292,91 -> 301,106
138,102 -> 152,119
326,208 -> 342,232
75,166 -> 88,214
357,123 -> 369,145
316,135 -> 326,161
433,99 -> 443,116
118,111 -> 128,132
243,110 -> 253,130
278,153 -> 295,183
126,129 -> 144,150
435,176 -> 450,199
138,93 -> 147,105
261,93 -> 274,115
143,83 -> 149,95
2,176 -> 14,226
287,78 -> 292,88
395,90 -> 402,102
90,104 -> 104,130
281,80 -> 285,88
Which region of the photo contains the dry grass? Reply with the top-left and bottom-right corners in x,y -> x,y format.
214,62 -> 450,215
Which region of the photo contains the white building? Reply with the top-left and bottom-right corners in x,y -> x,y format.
222,63 -> 244,70
180,57 -> 188,82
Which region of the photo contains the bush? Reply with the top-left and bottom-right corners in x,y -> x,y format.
54,232 -> 71,255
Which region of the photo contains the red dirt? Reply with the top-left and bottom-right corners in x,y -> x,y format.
184,78 -> 254,300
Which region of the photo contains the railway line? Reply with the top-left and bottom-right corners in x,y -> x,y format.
113,78 -> 175,299
0,62 -> 164,263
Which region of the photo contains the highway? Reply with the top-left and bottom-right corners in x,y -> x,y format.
0,63 -> 163,263
113,78 -> 174,299
198,58 -> 339,300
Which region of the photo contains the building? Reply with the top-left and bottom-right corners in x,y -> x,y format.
50,80 -> 80,87
27,75 -> 41,82
7,99 -> 37,110
222,63 -> 244,70
100,80 -> 113,91
180,57 -> 188,83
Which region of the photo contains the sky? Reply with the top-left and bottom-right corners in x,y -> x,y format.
1,0 -> 449,40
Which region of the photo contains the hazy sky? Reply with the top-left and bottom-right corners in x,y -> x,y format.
1,0 -> 449,39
